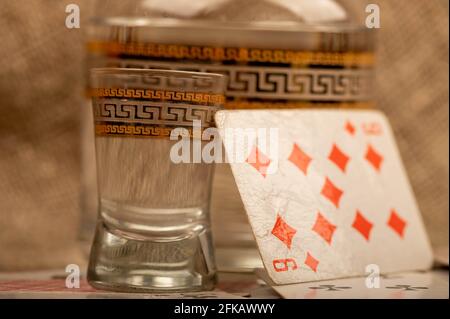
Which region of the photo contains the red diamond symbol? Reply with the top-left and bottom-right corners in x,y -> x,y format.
328,144 -> 350,173
321,177 -> 343,208
288,143 -> 312,175
345,121 -> 356,135
304,252 -> 319,272
246,146 -> 271,178
352,210 -> 373,241
271,214 -> 297,249
312,212 -> 337,245
365,144 -> 383,172
387,209 -> 407,238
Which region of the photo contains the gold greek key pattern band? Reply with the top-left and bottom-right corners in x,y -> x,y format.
93,99 -> 220,127
95,122 -> 212,139
95,123 -> 203,139
88,41 -> 375,67
95,58 -> 373,102
90,88 -> 225,105
93,98 -> 221,138
95,123 -> 172,138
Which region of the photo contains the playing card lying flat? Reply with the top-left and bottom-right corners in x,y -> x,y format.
215,110 -> 433,285
255,268 -> 449,299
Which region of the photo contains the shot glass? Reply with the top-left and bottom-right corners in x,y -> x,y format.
87,68 -> 226,292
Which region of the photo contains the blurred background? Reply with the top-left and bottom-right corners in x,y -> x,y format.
0,0 -> 448,270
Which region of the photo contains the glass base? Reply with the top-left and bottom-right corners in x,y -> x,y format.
215,247 -> 263,272
87,222 -> 216,293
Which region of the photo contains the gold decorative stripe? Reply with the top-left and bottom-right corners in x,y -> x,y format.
225,100 -> 375,110
90,88 -> 225,105
95,123 -> 207,139
95,123 -> 172,138
87,41 -> 375,67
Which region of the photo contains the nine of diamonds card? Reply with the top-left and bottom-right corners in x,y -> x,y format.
214,109 -> 433,285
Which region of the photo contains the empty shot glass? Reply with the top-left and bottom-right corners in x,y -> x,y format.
87,68 -> 226,292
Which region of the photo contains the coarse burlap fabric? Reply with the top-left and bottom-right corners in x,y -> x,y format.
0,0 -> 448,270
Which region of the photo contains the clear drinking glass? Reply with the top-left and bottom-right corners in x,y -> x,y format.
87,68 -> 226,292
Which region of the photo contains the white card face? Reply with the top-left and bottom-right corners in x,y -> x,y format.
255,269 -> 449,299
215,109 -> 433,285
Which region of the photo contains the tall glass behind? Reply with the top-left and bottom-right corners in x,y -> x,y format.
82,0 -> 375,272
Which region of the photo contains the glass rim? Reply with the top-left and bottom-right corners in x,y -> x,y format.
90,17 -> 372,34
90,67 -> 227,82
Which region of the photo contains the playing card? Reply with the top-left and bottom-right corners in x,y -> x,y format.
215,109 -> 433,285
255,268 -> 448,299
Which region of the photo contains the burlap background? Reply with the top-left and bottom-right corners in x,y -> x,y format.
0,0 -> 448,270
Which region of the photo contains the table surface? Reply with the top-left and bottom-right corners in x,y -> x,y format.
0,269 -> 447,299
0,271 -> 273,299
